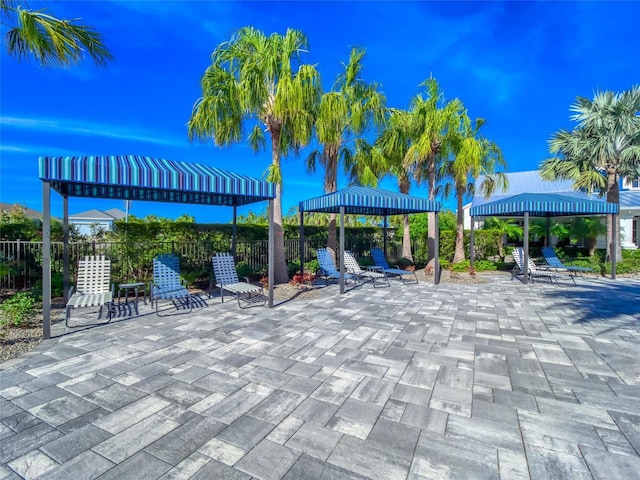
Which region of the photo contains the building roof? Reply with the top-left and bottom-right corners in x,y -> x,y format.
70,209 -> 124,221
620,191 -> 640,209
299,186 -> 440,216
39,155 -> 276,206
0,202 -> 43,220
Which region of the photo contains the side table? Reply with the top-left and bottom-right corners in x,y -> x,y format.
118,282 -> 147,314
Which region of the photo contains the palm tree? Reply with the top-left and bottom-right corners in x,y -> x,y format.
403,78 -> 463,266
540,86 -> 640,262
570,217 -> 607,256
188,27 -> 321,284
306,47 -> 386,251
1,0 -> 112,67
444,115 -> 507,263
373,108 -> 416,260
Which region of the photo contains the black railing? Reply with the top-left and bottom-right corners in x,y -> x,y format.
0,238 -> 417,290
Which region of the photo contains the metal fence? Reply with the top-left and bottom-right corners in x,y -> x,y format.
0,238 -> 414,290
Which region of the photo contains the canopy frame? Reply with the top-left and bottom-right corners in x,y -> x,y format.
299,186 -> 442,292
469,192 -> 619,283
40,155 -> 277,338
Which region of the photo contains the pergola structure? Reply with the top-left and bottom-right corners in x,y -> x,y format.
299,186 -> 441,293
39,155 -> 277,339
469,192 -> 619,283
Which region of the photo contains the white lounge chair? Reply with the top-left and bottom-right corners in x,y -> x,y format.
371,248 -> 418,284
343,251 -> 390,287
512,248 -> 575,285
151,254 -> 193,314
316,248 -> 357,285
212,253 -> 266,308
65,256 -> 114,327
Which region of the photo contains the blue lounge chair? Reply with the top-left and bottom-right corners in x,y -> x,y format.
541,247 -> 595,277
316,248 -> 357,285
370,248 -> 418,284
151,254 -> 193,315
512,248 -> 575,285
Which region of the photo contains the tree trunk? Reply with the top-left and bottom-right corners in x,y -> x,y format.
270,129 -> 290,284
606,171 -> 622,262
325,146 -> 339,252
398,178 -> 412,261
452,186 -> 466,263
587,237 -> 597,257
426,153 -> 437,266
402,214 -> 412,261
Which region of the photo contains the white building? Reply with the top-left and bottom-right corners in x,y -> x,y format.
463,170 -> 640,249
69,208 -> 126,236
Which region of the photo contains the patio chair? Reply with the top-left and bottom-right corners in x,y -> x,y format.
512,248 -> 575,285
316,248 -> 358,285
66,256 -> 114,327
541,247 -> 595,277
343,251 -> 390,287
151,254 -> 193,315
371,248 -> 418,284
212,253 -> 266,308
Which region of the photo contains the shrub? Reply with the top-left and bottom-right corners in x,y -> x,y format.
235,261 -> 253,279
474,260 -> 498,271
0,292 -> 38,327
450,260 -> 470,272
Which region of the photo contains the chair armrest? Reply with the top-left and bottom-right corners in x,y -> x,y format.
241,276 -> 250,283
68,286 -> 75,297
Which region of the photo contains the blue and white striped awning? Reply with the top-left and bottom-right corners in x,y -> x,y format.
39,156 -> 276,206
470,193 -> 618,217
299,186 -> 440,216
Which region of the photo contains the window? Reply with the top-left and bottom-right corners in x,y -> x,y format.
632,178 -> 639,189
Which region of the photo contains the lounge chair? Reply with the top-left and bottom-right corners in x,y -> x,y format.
512,248 -> 575,285
65,255 -> 114,327
371,248 -> 418,284
212,253 -> 266,308
151,254 -> 193,314
343,251 -> 390,287
316,248 -> 358,285
541,247 -> 595,277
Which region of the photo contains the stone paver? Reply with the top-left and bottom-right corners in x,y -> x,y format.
1,275 -> 639,479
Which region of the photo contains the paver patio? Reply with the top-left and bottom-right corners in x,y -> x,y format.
1,275 -> 639,479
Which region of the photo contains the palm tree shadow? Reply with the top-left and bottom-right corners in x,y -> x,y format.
539,278 -> 640,334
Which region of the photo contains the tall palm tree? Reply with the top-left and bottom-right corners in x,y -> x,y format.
540,86 -> 640,262
1,0 -> 112,67
188,27 -> 321,284
373,108 -> 416,260
403,78 -> 463,266
306,47 -> 386,251
444,115 -> 507,263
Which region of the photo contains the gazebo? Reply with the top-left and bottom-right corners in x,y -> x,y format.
39,155 -> 277,339
299,186 -> 441,293
469,192 -> 619,283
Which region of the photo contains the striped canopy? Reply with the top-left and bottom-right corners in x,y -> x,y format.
299,186 -> 440,216
470,193 -> 618,217
39,155 -> 276,206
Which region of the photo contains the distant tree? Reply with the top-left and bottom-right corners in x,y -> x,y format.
189,27 -> 321,284
483,217 -> 523,261
0,205 -> 38,240
571,217 -> 606,256
540,86 -> 640,262
1,0 -> 112,67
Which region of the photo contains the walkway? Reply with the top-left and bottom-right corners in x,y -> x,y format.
1,276 -> 639,479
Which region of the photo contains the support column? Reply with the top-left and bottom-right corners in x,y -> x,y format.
63,195 -> 69,303
299,210 -> 305,277
42,182 -> 51,339
612,213 -> 617,280
469,216 -> 475,270
268,200 -> 274,307
523,212 -> 529,284
434,211 -> 440,285
339,206 -> 345,294
232,205 -> 237,261
383,215 -> 388,258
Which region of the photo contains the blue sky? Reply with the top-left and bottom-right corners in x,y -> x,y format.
1,0 -> 638,223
